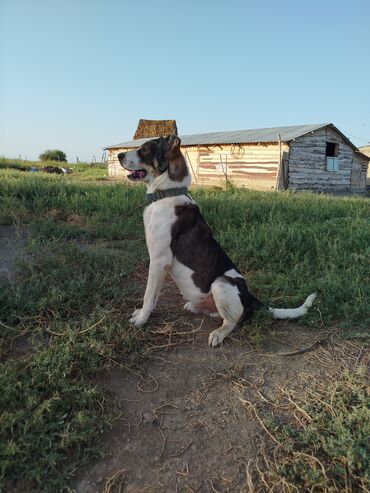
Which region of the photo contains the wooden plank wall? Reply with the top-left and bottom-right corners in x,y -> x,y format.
107,149 -> 127,178
107,143 -> 285,190
190,143 -> 285,190
351,153 -> 368,192
288,128 -> 356,192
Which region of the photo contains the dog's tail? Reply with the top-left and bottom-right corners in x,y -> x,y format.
268,293 -> 317,320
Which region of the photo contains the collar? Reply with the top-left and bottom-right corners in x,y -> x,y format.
146,187 -> 189,203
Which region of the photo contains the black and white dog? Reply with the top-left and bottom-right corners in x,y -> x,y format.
118,135 -> 316,347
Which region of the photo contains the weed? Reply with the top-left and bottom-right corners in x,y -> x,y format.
0,339 -> 110,491
251,367 -> 370,492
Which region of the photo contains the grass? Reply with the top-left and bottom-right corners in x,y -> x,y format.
0,157 -> 107,188
0,165 -> 369,491
0,339 -> 107,490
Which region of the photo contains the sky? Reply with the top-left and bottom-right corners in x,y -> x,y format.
1,0 -> 369,162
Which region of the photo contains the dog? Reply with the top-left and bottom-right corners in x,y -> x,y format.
118,135 -> 316,347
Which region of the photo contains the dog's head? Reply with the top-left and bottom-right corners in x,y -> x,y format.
117,135 -> 188,183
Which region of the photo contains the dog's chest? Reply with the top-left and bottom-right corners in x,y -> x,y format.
143,197 -> 189,254
143,197 -> 205,300
144,201 -> 174,242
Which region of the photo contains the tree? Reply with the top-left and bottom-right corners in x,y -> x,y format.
39,149 -> 67,162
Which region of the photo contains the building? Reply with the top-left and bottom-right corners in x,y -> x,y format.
359,145 -> 370,184
105,121 -> 369,193
359,145 -> 370,158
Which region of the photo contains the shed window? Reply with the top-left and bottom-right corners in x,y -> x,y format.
326,142 -> 339,171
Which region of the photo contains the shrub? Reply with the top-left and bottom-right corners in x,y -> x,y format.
39,150 -> 67,162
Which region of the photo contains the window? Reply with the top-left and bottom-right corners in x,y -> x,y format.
326,142 -> 339,171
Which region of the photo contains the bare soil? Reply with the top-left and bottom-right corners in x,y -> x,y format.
0,226 -> 27,281
74,275 -> 338,493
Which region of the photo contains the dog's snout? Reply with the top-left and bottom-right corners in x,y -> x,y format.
117,152 -> 125,160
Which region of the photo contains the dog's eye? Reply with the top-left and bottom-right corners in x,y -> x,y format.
141,146 -> 148,154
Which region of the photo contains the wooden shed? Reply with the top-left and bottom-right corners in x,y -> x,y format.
105,122 -> 369,193
359,145 -> 370,185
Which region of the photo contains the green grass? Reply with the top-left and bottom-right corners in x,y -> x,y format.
0,157 -> 107,186
198,187 -> 370,329
1,340 -> 106,490
0,166 -> 369,491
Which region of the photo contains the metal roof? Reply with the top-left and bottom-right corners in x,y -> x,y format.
104,123 -> 329,149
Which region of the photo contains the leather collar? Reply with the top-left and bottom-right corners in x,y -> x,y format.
146,187 -> 189,203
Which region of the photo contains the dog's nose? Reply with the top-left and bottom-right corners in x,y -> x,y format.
117,152 -> 125,160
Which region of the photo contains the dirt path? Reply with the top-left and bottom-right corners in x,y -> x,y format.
0,226 -> 26,280
75,276 -> 334,493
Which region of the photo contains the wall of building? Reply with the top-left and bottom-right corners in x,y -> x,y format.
107,142 -> 288,191
287,127 -> 364,192
359,145 -> 370,157
107,149 -> 128,178
351,153 -> 368,192
186,143 -> 288,190
359,146 -> 370,182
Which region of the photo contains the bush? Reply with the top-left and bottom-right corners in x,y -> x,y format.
39,150 -> 67,162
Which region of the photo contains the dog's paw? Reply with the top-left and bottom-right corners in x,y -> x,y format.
208,329 -> 225,348
184,301 -> 203,314
184,301 -> 195,312
129,309 -> 148,327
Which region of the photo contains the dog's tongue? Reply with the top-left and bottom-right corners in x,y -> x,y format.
130,170 -> 146,179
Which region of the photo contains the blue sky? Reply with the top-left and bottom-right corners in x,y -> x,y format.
1,0 -> 369,162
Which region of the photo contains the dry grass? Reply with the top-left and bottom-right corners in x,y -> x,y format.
102,468 -> 125,493
133,119 -> 178,140
232,336 -> 369,493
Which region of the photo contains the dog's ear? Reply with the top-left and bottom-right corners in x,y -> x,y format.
165,135 -> 188,181
165,135 -> 182,159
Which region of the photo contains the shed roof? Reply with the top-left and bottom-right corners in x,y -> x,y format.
105,123 -> 328,149
104,123 -> 369,159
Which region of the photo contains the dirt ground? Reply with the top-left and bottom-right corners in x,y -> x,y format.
0,226 -> 26,281
74,274 -> 344,493
76,330 -> 335,493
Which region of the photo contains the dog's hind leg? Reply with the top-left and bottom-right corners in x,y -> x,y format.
208,277 -> 244,347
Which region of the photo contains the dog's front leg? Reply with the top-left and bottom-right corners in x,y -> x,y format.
130,260 -> 169,327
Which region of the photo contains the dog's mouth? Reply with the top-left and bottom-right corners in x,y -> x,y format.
127,169 -> 147,181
